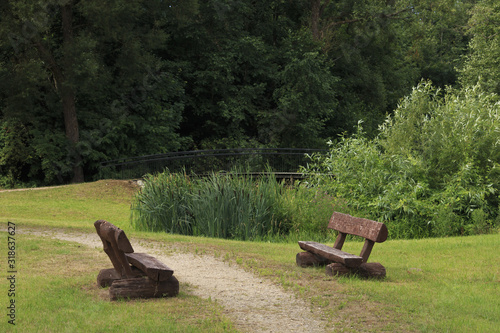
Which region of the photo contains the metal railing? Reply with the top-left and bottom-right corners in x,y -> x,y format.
99,148 -> 328,180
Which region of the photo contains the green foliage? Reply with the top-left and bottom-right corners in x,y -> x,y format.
381,81 -> 500,189
304,81 -> 500,239
0,0 -> 192,185
0,120 -> 35,187
131,170 -> 288,240
131,169 -> 338,241
271,46 -> 338,147
2,0 -> 497,186
459,0 -> 500,95
131,171 -> 194,234
405,0 -> 473,88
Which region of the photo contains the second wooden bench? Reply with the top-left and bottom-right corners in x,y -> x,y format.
296,212 -> 388,278
94,220 -> 179,300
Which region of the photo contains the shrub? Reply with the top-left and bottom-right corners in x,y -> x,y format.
304,82 -> 500,238
131,171 -> 194,234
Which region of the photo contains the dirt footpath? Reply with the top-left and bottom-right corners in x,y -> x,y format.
25,228 -> 329,333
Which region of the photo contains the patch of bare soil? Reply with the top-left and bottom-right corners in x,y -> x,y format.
23,228 -> 329,333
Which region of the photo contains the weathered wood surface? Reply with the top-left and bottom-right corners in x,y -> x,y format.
325,262 -> 386,279
94,220 -> 134,252
296,251 -> 334,267
360,239 -> 375,263
94,220 -> 135,278
298,241 -> 363,268
125,252 -> 174,281
109,276 -> 179,300
97,267 -> 145,287
94,219 -> 179,299
97,268 -> 122,288
328,212 -> 388,243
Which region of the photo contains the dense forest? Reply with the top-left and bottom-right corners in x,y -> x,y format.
0,0 -> 498,187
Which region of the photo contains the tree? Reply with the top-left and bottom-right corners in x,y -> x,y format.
269,44 -> 338,147
305,1 -> 419,136
0,0 -> 485,186
459,0 -> 500,94
0,0 -> 196,184
406,0 -> 474,88
1,1 -> 84,182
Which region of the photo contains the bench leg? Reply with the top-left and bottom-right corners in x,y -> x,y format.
109,276 -> 179,300
97,267 -> 146,287
97,268 -> 121,288
326,262 -> 386,279
296,252 -> 334,267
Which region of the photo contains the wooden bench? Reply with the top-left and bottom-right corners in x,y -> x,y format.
94,220 -> 179,300
296,212 -> 388,279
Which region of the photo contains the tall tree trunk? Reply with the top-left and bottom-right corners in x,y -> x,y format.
61,86 -> 84,183
310,0 -> 321,41
35,2 -> 83,183
310,0 -> 330,41
61,2 -> 84,183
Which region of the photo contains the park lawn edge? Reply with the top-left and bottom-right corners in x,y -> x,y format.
1,180 -> 499,332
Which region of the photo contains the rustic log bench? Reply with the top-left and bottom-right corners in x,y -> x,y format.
94,220 -> 179,300
296,212 -> 388,279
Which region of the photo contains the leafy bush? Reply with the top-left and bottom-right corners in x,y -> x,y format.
304,82 -> 500,238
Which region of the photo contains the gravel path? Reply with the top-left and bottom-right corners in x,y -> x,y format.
24,228 -> 329,333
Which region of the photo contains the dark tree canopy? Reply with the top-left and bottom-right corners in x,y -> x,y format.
0,0 -> 493,186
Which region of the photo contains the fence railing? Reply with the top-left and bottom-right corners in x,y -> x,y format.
99,148 -> 328,180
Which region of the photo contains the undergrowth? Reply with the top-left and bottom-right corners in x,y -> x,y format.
304,82 -> 500,238
131,169 -> 340,241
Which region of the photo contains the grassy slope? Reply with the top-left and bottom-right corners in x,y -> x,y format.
1,180 -> 499,332
0,180 -> 135,231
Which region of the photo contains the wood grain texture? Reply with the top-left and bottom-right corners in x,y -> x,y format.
97,268 -> 122,288
325,262 -> 386,279
298,241 -> 363,267
295,251 -> 334,267
328,212 -> 388,242
109,276 -> 179,300
125,252 -> 174,281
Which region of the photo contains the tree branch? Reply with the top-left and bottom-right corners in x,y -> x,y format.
33,40 -> 64,91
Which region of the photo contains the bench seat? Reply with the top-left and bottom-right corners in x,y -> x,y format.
298,241 -> 363,268
125,252 -> 174,281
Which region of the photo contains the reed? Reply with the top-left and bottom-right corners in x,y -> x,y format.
131,171 -> 194,234
131,169 -> 294,240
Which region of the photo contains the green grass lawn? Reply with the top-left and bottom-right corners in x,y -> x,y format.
1,180 -> 499,332
1,235 -> 235,332
0,180 -> 135,231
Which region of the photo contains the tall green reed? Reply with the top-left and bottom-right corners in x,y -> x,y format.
131,171 -> 194,234
131,169 -> 295,240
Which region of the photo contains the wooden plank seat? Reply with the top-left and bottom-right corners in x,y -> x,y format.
124,252 -> 173,282
296,212 -> 388,279
298,241 -> 363,268
94,220 -> 179,300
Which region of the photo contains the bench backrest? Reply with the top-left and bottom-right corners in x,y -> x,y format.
328,212 -> 388,242
328,212 -> 388,263
94,220 -> 135,278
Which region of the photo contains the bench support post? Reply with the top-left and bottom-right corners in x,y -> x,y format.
333,232 -> 346,250
360,239 -> 375,263
326,262 -> 386,279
